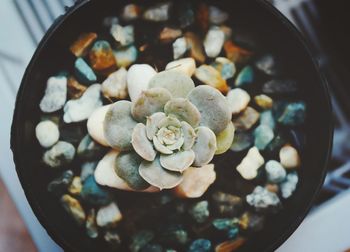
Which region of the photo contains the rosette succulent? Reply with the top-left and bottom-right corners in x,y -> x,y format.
103,71 -> 234,190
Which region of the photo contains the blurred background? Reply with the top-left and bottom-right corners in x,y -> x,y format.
1,0 -> 350,251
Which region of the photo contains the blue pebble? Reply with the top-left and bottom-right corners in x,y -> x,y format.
260,110 -> 276,130
227,227 -> 239,239
188,239 -> 212,252
74,58 -> 97,84
81,175 -> 112,206
235,66 -> 254,86
277,102 -> 306,126
254,125 -> 274,150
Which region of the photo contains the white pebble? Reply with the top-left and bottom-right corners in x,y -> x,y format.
127,64 -> 157,102
40,76 -> 67,113
35,121 -> 59,148
173,37 -> 188,59
96,202 -> 122,228
102,68 -> 128,100
246,186 -> 280,210
204,27 -> 225,58
236,147 -> 265,180
279,145 -> 300,169
110,24 -> 134,46
165,58 -> 196,77
265,160 -> 287,183
87,105 -> 112,147
280,172 -> 299,198
226,88 -> 251,115
63,84 -> 103,123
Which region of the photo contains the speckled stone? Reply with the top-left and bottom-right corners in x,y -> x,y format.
43,141 -> 76,168
89,40 -> 117,74
265,160 -> 287,183
67,76 -> 87,99
81,175 -> 112,206
188,239 -> 212,252
74,58 -> 97,85
260,110 -> 276,130
60,194 -> 86,226
159,225 -> 188,246
188,201 -> 210,224
255,54 -> 279,76
280,172 -> 299,198
212,218 -> 239,231
39,76 -> 67,113
254,125 -> 274,150
70,32 -> 97,57
47,170 -> 73,196
239,212 -> 265,232
277,102 -> 306,126
101,68 -> 128,100
212,191 -> 243,217
110,24 -> 135,46
230,131 -> 254,152
232,107 -> 260,131
86,209 -> 98,239
246,186 -> 281,212
68,176 -> 83,196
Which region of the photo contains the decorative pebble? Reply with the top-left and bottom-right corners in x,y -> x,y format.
43,141 -> 76,168
173,37 -> 188,60
39,76 -> 67,113
96,202 -> 123,228
127,64 -> 157,102
265,160 -> 287,183
211,57 -> 236,80
159,27 -> 182,43
104,230 -> 122,248
86,209 -> 98,239
130,230 -> 155,252
254,94 -> 273,109
47,170 -> 73,196
60,194 -> 86,226
246,186 -> 281,212
227,227 -> 239,239
195,65 -> 229,94
178,3 -> 195,28
121,4 -> 141,21
81,175 -> 112,206
279,145 -> 301,169
235,66 -> 254,87
87,105 -> 111,147
280,172 -> 299,199
209,6 -> 228,25
159,225 -> 188,246
224,40 -> 253,64
174,164 -> 216,198
143,2 -> 171,22
114,45 -> 138,68
68,176 -> 83,196
67,76 -> 87,99
260,110 -> 276,130
74,58 -> 97,84
254,125 -> 274,150
212,191 -> 243,217
230,131 -> 253,152
232,107 -> 260,131
89,40 -> 117,74
236,147 -> 264,180
77,134 -> 107,160
35,120 -> 59,148
63,84 -> 103,123
81,162 -> 97,182
255,54 -> 279,76
226,88 -> 251,115
70,32 -> 97,57
204,26 -> 225,58
188,201 -> 210,224
239,212 -> 265,232
101,67 -> 128,100
277,101 -> 306,126
110,24 -> 134,46
185,32 -> 206,63
266,132 -> 288,154
262,79 -> 298,95
188,239 -> 212,252
212,218 -> 239,233
165,58 -> 196,77
215,238 -> 246,252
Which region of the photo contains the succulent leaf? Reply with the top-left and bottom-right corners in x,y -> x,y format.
104,101 -> 137,151
164,98 -> 201,127
146,112 -> 166,140
132,123 -> 156,161
153,136 -> 173,154
181,121 -> 196,150
160,150 -> 195,172
192,126 -> 217,167
215,122 -> 235,155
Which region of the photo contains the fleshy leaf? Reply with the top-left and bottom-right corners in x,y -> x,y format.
181,121 -> 196,150
115,152 -> 150,190
164,98 -> 201,127
139,158 -> 183,190
149,71 -> 195,98
160,150 -> 195,172
215,122 -> 235,155
132,87 -> 172,123
132,123 -> 156,161
192,126 -> 217,167
153,136 -> 173,154
188,85 -> 231,134
146,112 -> 166,140
104,101 -> 137,151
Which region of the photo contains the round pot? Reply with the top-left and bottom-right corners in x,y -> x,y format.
11,0 -> 333,251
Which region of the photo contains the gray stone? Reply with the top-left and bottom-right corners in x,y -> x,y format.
246,186 -> 281,212
39,76 -> 67,113
265,160 -> 287,183
254,125 -> 274,150
188,239 -> 212,252
188,201 -> 210,224
43,141 -> 76,168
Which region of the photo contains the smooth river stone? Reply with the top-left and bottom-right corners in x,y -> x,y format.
143,2 -> 171,22
43,141 -> 75,168
279,145 -> 301,169
87,105 -> 111,147
226,88 -> 251,115
70,32 -> 97,57
74,58 -> 97,85
233,107 -> 260,131
101,67 -> 128,100
96,202 -> 122,228
265,160 -> 287,183
173,37 -> 188,59
236,147 -> 264,180
121,4 -> 141,21
254,125 -> 274,150
204,26 -> 225,58
63,84 -> 103,123
165,58 -> 196,77
127,64 -> 157,102
39,76 -> 67,113
35,120 -> 59,148
194,65 -> 229,93
235,66 -> 254,87
114,45 -> 138,68
174,164 -> 216,198
211,57 -> 236,80
110,24 -> 134,46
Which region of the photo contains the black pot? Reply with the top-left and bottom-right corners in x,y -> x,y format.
11,0 -> 333,251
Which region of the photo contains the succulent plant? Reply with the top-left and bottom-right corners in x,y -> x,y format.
103,72 -> 233,190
